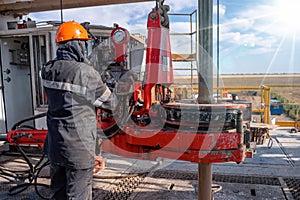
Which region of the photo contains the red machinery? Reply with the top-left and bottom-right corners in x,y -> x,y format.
6,1 -> 254,166
111,26 -> 130,63
6,113 -> 47,149
98,3 -> 254,164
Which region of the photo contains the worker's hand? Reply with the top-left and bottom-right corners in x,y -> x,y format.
93,155 -> 106,174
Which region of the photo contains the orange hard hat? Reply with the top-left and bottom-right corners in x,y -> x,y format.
55,21 -> 92,43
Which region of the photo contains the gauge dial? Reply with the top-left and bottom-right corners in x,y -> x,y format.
113,29 -> 126,44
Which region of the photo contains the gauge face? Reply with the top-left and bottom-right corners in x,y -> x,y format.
113,29 -> 126,44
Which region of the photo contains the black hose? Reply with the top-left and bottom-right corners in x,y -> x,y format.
2,153 -> 49,196
98,104 -> 135,139
0,113 -> 46,141
34,159 -> 51,199
0,111 -> 48,197
0,133 -> 7,141
11,112 -> 47,130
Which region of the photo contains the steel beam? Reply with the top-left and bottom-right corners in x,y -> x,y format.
0,0 -> 154,15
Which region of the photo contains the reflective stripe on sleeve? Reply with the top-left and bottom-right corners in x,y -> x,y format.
93,87 -> 111,107
43,80 -> 87,94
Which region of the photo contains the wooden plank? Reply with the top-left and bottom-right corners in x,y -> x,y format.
172,53 -> 196,62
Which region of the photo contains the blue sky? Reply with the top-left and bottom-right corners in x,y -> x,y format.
217,0 -> 300,74
28,0 -> 300,74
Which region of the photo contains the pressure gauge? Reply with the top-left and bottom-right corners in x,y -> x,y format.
113,29 -> 126,44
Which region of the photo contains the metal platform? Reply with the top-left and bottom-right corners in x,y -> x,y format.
0,127 -> 299,200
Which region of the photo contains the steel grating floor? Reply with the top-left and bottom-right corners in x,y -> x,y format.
284,178 -> 300,200
1,168 -> 298,200
151,170 -> 281,186
101,175 -> 145,200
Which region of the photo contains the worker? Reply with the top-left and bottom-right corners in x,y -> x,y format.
42,21 -> 113,200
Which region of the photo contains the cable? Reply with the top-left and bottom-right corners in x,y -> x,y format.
212,183 -> 222,193
266,130 -> 274,148
60,0 -> 63,23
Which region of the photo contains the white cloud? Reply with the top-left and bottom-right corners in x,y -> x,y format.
170,21 -> 194,33
29,2 -> 153,31
28,0 -> 199,68
28,0 -> 197,30
220,17 -> 255,33
215,2 -> 285,57
224,2 -> 300,39
26,0 -> 300,73
166,0 -> 197,13
213,4 -> 226,17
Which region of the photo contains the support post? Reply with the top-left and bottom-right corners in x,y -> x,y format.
198,162 -> 212,200
197,0 -> 213,104
197,0 -> 213,199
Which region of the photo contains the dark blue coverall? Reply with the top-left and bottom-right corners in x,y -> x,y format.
42,40 -> 111,199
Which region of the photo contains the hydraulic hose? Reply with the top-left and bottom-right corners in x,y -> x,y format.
0,113 -> 47,141
98,103 -> 135,139
0,133 -> 7,141
11,112 -> 47,130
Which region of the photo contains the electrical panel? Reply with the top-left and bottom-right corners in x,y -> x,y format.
9,42 -> 29,66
